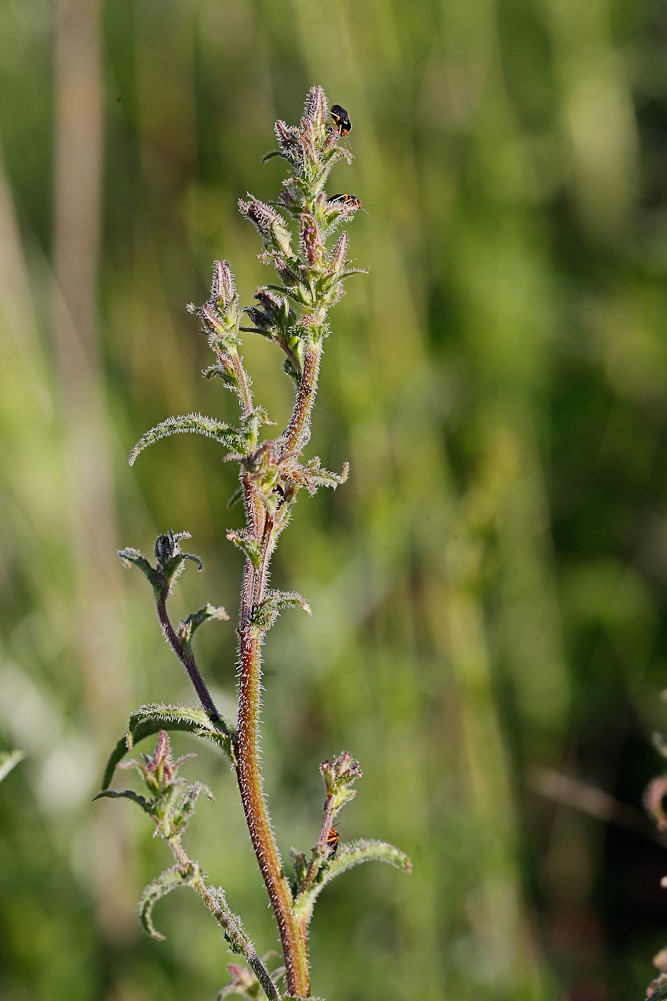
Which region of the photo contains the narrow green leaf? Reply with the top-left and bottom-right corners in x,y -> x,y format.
129,413 -> 241,466
118,548 -> 161,591
0,749 -> 25,783
138,863 -> 199,940
227,529 -> 261,570
261,150 -> 287,163
293,839 -> 412,923
178,604 -> 230,645
252,590 -> 312,630
100,703 -> 235,790
170,780 -> 215,835
338,267 -> 369,279
94,788 -> 154,816
161,551 -> 203,588
226,485 -> 244,510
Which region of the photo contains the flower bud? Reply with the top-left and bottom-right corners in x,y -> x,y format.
274,119 -> 300,160
329,232 -> 348,274
304,85 -> 328,131
210,261 -> 237,311
300,213 -> 325,270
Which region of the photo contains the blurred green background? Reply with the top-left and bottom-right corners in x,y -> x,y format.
1,1 -> 667,999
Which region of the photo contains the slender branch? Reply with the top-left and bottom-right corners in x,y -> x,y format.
168,837 -> 281,1001
156,589 -> 222,725
299,795 -> 337,898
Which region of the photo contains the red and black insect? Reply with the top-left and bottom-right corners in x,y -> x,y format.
330,104 -> 352,136
327,193 -> 362,210
326,826 -> 340,855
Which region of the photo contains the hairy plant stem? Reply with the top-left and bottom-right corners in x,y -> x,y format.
168,836 -> 280,1001
156,590 -> 222,724
233,337 -> 325,998
280,340 -> 322,456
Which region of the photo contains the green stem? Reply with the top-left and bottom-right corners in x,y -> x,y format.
299,796 -> 337,898
169,838 -> 280,1001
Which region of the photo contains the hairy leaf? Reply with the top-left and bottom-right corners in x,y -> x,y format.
293,839 -> 412,923
252,590 -> 312,630
139,863 -> 199,940
94,787 -> 154,816
227,529 -> 262,570
118,547 -> 162,592
170,780 -> 215,835
177,604 -> 229,646
101,704 -> 235,790
129,413 -> 245,466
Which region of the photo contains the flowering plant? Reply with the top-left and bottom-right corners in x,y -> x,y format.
97,86 -> 411,1001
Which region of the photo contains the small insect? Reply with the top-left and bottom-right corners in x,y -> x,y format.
330,104 -> 352,136
326,826 -> 340,855
327,193 -> 362,210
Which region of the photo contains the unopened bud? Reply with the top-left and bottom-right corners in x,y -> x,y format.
304,85 -> 328,131
274,119 -> 300,159
329,232 -> 349,274
301,213 -> 325,270
210,261 -> 237,310
238,196 -> 280,239
199,301 -> 225,336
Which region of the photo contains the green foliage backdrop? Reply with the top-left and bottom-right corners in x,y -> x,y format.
1,1 -> 667,999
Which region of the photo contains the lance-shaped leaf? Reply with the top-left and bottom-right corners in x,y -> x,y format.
297,458 -> 349,495
101,703 -> 235,790
139,862 -> 200,940
170,780 -> 215,836
251,590 -> 312,631
0,749 -> 25,784
94,787 -> 155,816
129,413 -> 245,466
118,547 -> 162,593
227,529 -> 262,570
293,839 -> 412,924
178,604 -> 229,647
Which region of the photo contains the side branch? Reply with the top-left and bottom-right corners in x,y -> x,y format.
156,591 -> 222,724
